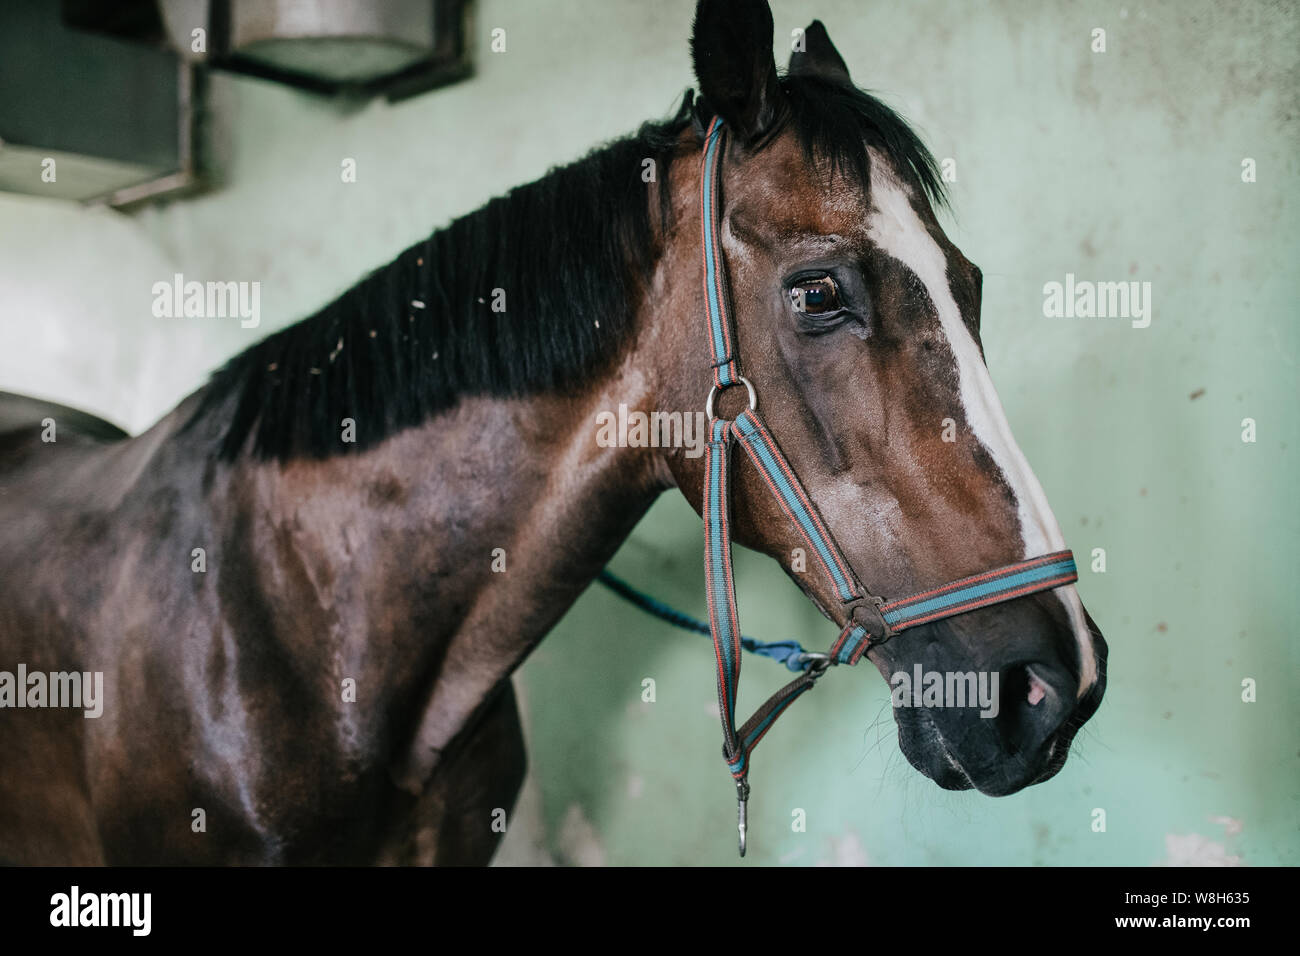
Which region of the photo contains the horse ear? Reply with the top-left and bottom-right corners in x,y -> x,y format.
691,0 -> 785,145
788,20 -> 852,86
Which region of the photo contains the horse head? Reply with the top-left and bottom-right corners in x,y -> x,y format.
651,0 -> 1108,798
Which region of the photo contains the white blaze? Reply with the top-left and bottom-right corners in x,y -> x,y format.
864,150 -> 1097,696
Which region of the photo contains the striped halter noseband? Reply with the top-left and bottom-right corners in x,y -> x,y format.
695,115 -> 1079,856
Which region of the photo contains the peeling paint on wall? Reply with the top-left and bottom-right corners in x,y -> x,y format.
1156,816 -> 1245,866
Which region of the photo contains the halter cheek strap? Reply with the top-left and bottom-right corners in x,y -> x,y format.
697,117 -> 1079,856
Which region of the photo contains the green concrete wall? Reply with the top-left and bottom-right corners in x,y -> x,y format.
1,0 -> 1295,865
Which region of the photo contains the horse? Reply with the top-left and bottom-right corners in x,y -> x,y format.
0,0 -> 1107,864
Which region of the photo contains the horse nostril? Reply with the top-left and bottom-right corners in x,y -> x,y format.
996,663 -> 1065,757
1027,670 -> 1048,706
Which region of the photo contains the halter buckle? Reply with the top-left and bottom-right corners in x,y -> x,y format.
850,596 -> 892,645
705,375 -> 757,421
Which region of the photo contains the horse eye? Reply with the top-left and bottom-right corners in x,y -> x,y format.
789,275 -> 841,315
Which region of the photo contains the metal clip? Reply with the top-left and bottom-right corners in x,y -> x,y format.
797,651 -> 832,680
736,778 -> 751,857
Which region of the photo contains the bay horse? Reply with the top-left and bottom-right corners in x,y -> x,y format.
0,0 -> 1106,864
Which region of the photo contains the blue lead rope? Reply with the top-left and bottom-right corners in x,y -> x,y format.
595,569 -> 813,672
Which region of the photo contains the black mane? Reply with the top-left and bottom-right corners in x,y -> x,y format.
191,77 -> 945,461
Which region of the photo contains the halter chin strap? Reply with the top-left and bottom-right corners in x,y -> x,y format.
697,117 -> 1079,856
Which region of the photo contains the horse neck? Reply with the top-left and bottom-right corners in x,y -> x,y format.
164,130 -> 698,779
205,352 -> 670,786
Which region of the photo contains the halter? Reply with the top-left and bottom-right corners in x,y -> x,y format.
695,116 -> 1079,856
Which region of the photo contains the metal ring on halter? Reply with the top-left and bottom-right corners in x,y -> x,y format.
705,375 -> 757,421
